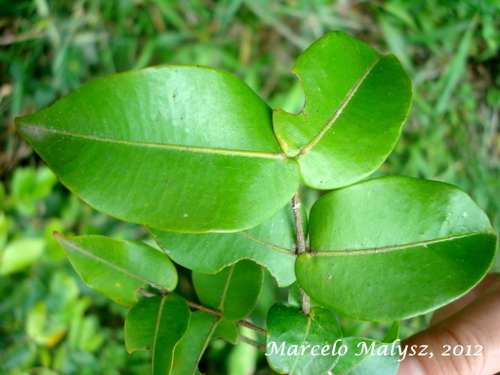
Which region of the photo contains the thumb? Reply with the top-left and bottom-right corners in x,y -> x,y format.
397,274 -> 500,375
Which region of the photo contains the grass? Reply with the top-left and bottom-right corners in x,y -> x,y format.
0,0 -> 499,374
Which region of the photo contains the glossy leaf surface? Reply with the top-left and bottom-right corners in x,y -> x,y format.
273,31 -> 411,189
332,338 -> 399,375
297,176 -> 497,321
171,311 -> 220,375
125,294 -> 190,375
149,203 -> 297,287
16,65 -> 299,233
55,233 -> 177,307
266,304 -> 342,375
193,260 -> 263,321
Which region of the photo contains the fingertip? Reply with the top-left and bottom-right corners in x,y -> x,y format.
398,356 -> 426,375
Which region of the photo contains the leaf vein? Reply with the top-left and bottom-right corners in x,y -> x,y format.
152,296 -> 167,373
290,316 -> 312,372
22,125 -> 288,160
311,233 -> 490,256
299,56 -> 382,156
218,266 -> 234,312
63,239 -> 157,286
238,232 -> 295,255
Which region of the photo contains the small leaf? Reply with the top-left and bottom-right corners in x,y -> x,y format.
332,337 -> 400,375
273,31 -> 412,189
266,304 -> 342,375
171,310 -> 220,375
212,318 -> 238,344
149,202 -> 298,287
55,233 -> 177,307
26,302 -> 67,347
193,260 -> 263,321
382,322 -> 400,344
0,238 -> 45,275
125,294 -> 190,375
16,65 -> 300,233
297,176 -> 497,320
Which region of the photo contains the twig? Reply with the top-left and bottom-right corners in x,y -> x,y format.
292,191 -> 311,315
238,335 -> 266,352
292,192 -> 307,255
185,300 -> 267,336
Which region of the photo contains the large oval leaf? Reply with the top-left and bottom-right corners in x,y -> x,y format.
55,233 -> 177,307
149,202 -> 298,287
266,304 -> 342,375
125,294 -> 190,375
15,65 -> 299,233
296,176 -> 497,321
193,259 -> 263,321
273,31 -> 411,189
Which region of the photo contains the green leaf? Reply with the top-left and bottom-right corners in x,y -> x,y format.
55,233 -> 177,307
7,167 -> 57,216
382,322 -> 400,344
125,294 -> 190,375
266,304 -> 342,375
149,202 -> 298,287
171,310 -> 220,375
193,259 -> 263,321
332,337 -> 400,375
0,238 -> 45,275
212,318 -> 238,344
16,65 -> 300,233
273,31 -> 412,189
26,298 -> 73,348
297,176 -> 497,321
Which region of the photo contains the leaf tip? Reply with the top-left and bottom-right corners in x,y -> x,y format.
53,231 -> 69,244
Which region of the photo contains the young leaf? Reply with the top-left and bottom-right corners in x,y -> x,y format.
193,260 -> 263,321
55,233 -> 177,307
382,322 -> 400,344
171,310 -> 220,375
332,337 -> 400,375
273,31 -> 412,189
125,294 -> 190,375
16,65 -> 300,233
212,318 -> 238,344
266,304 -> 343,375
149,202 -> 299,287
296,176 -> 497,321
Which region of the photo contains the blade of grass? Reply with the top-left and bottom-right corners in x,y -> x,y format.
436,16 -> 478,113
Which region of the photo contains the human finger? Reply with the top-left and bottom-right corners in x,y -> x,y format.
397,274 -> 500,375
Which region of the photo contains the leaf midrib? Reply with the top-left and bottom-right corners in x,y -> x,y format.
21,124 -> 288,160
238,231 -> 295,255
290,315 -> 312,373
338,339 -> 377,375
218,265 -> 235,312
298,56 -> 381,157
62,238 -> 159,286
152,296 -> 167,374
311,232 -> 491,256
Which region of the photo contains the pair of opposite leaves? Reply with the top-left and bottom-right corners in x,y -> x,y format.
16,31 -> 497,321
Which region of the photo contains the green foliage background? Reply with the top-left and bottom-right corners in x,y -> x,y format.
1,1 -> 499,374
